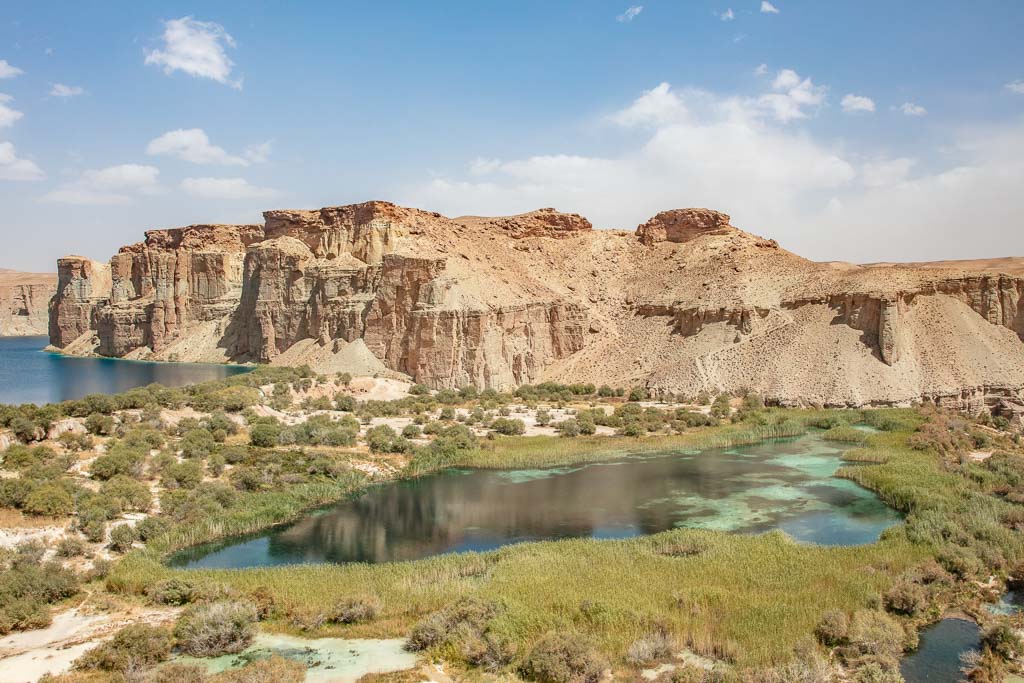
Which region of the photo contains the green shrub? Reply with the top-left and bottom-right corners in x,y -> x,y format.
55,537 -> 89,558
519,632 -> 607,683
491,418 -> 526,436
845,610 -> 904,660
23,484 -> 74,516
249,423 -> 281,448
84,413 -> 115,436
147,578 -> 196,606
108,524 -> 138,553
75,624 -> 172,673
181,429 -> 217,459
554,419 -> 581,438
815,609 -> 849,646
174,601 -> 258,657
100,475 -> 152,513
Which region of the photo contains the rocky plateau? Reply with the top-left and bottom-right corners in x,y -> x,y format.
46,201 -> 1024,416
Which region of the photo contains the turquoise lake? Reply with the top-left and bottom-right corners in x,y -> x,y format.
170,432 -> 901,568
0,336 -> 250,405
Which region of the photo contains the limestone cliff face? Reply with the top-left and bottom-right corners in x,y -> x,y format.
47,200 -> 1024,406
0,270 -> 56,336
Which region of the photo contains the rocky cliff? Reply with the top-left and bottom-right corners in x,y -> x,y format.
0,269 -> 56,336
48,201 -> 1024,410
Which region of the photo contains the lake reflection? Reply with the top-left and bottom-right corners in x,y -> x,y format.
170,433 -> 901,569
0,336 -> 250,405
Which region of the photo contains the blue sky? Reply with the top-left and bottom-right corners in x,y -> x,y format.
1,1 -> 1023,271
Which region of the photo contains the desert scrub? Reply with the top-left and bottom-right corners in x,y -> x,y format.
520,632 -> 608,683
174,600 -> 258,656
74,624 -> 173,673
0,542 -> 79,634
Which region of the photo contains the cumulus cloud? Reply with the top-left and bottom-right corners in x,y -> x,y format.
0,94 -> 23,128
760,1 -> 780,14
754,63 -> 769,77
754,69 -> 826,122
0,60 -> 23,79
144,17 -> 240,88
1006,80 -> 1024,95
49,83 -> 84,97
898,102 -> 927,116
403,79 -> 1024,262
841,93 -> 875,113
616,6 -> 643,22
0,142 -> 44,181
180,176 -> 276,199
42,164 -> 160,205
609,82 -> 688,127
146,128 -> 259,165
720,8 -> 735,21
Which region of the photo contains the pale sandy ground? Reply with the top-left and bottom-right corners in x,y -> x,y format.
0,605 -> 177,683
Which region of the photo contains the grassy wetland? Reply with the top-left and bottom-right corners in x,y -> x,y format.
2,372 -> 1024,681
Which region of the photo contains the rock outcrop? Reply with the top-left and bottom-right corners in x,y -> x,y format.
0,269 -> 56,336
636,208 -> 733,245
47,200 -> 1024,410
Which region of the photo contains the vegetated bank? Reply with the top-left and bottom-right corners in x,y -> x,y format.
2,370 -> 1023,682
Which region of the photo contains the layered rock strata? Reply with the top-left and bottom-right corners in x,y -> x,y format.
48,202 -> 1024,410
0,270 -> 57,336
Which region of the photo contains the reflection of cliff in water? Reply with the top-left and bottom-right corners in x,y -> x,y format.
171,434 -> 903,568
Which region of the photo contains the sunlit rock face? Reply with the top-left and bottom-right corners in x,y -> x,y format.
48,200 -> 1024,408
0,269 -> 56,337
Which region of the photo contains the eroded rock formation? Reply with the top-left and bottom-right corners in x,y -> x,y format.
48,201 -> 1024,409
0,270 -> 56,336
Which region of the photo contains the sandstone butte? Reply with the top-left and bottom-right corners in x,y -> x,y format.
45,200 -> 1024,417
0,269 -> 56,336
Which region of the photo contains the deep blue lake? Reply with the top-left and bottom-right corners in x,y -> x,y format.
0,336 -> 250,405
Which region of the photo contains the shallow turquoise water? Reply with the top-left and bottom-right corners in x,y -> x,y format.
170,433 -> 901,569
176,633 -> 416,682
0,336 -> 250,405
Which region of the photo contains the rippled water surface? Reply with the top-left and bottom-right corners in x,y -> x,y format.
0,336 -> 250,404
170,433 -> 901,569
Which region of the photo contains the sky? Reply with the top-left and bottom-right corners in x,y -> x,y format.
1,1 -> 1023,271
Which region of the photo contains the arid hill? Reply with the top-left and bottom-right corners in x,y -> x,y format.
48,201 -> 1024,414
0,269 -> 56,336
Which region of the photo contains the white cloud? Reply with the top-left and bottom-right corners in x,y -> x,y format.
144,17 -> 240,88
0,142 -> 44,181
720,8 -> 735,21
898,102 -> 927,116
608,82 -> 688,127
180,177 -> 276,199
760,1 -> 780,14
469,157 -> 502,175
861,157 -> 915,187
243,141 -> 272,164
754,63 -> 769,77
405,81 -> 1024,263
616,6 -> 643,22
754,69 -> 826,122
146,128 -> 250,165
406,81 -> 854,236
0,94 -> 23,128
49,83 -> 84,97
42,164 -> 160,205
841,93 -> 876,114
0,60 -> 23,79
1006,80 -> 1024,95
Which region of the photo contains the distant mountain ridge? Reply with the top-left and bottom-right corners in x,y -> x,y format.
45,201 -> 1024,419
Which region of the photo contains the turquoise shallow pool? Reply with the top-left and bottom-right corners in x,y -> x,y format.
170,432 -> 901,568
0,335 -> 250,405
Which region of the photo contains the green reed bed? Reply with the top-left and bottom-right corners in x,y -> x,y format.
109,408 -> 986,673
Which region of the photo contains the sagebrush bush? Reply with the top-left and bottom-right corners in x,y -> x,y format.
147,578 -> 195,606
519,632 -> 607,683
625,630 -> 674,665
814,610 -> 849,646
75,624 -> 172,673
174,601 -> 258,657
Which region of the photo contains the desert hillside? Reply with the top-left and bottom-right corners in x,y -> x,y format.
47,201 -> 1024,413
0,268 -> 56,336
